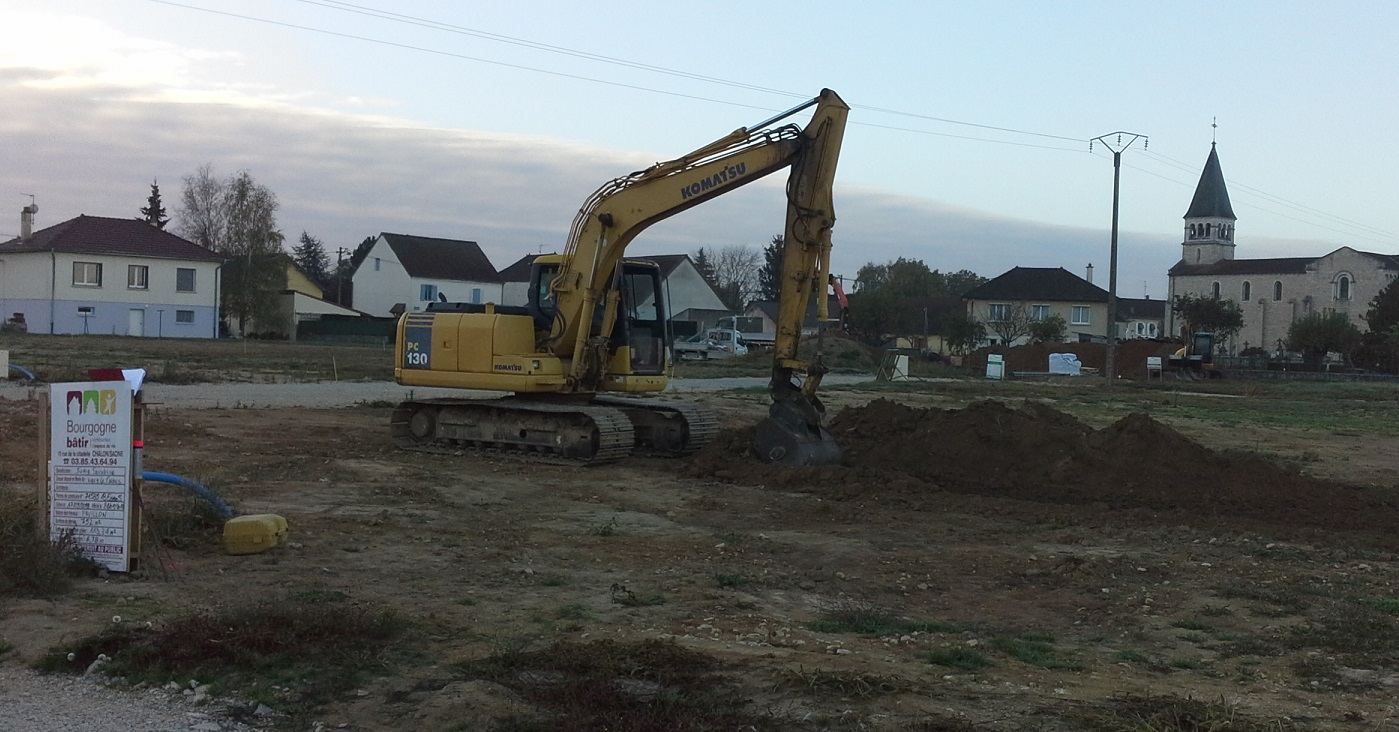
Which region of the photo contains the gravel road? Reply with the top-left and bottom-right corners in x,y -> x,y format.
0,667 -> 256,732
0,375 -> 875,408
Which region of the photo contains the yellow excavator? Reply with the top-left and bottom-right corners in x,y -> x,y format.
391,89 -> 849,465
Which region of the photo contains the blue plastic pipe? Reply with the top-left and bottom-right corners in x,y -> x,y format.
7,364 -> 36,380
140,471 -> 236,519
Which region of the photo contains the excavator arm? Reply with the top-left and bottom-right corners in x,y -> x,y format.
545,91 -> 848,388
542,89 -> 849,465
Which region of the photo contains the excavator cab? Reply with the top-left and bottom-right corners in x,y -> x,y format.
528,258 -> 668,377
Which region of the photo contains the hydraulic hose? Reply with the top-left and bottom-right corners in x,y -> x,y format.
140,471 -> 236,519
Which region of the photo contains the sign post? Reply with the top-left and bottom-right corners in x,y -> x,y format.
48,381 -> 135,572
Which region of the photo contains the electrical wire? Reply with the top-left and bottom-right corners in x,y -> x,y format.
145,0 -> 1393,247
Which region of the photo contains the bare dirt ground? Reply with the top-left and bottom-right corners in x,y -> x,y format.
6,378 -> 1399,730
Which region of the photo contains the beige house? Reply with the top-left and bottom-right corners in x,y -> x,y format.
963,267 -> 1111,346
1167,145 -> 1399,353
229,255 -> 362,339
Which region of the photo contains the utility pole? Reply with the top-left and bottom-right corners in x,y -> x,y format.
335,247 -> 350,306
1090,131 -> 1147,386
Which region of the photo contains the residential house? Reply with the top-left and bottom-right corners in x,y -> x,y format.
963,267 -> 1110,346
0,213 -> 222,337
351,233 -> 503,317
498,253 -> 730,337
741,294 -> 847,337
1167,144 -> 1399,353
1116,296 -> 1167,340
230,255 -> 363,340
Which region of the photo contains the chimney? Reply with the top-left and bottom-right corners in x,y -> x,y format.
1085,263 -> 1094,284
20,202 -> 38,240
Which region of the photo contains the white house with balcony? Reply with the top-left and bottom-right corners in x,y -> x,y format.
0,214 -> 223,337
351,232 -> 503,317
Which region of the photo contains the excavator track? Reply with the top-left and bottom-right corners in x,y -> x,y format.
592,397 -> 719,457
391,398 -> 634,465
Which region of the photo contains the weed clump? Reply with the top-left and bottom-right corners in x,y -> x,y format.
0,486 -> 96,599
457,638 -> 778,732
37,594 -> 404,714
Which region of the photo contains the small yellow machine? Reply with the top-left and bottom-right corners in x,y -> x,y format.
392,90 -> 850,465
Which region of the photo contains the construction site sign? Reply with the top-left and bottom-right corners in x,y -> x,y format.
49,381 -> 133,572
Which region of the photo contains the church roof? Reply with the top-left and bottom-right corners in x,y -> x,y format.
1169,257 -> 1313,277
1184,144 -> 1236,220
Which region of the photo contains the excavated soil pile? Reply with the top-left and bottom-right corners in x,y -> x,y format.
690,399 -> 1399,543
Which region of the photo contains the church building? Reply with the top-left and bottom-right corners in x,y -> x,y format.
1166,144 -> 1399,354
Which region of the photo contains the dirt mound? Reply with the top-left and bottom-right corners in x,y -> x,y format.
688,399 -> 1399,543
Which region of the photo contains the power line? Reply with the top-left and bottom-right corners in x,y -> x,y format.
149,0 -> 1086,148
146,0 -> 1394,246
1092,149 -> 1399,247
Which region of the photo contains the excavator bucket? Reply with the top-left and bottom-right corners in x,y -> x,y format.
752,397 -> 843,466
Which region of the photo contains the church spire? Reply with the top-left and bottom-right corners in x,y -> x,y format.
1184,144 -> 1236,220
1181,143 -> 1237,266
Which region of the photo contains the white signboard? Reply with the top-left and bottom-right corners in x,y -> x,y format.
985,353 -> 1005,380
49,381 -> 133,572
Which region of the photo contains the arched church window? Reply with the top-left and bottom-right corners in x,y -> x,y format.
1337,275 -> 1351,300
1211,281 -> 1220,299
1274,281 -> 1282,301
1242,281 -> 1251,301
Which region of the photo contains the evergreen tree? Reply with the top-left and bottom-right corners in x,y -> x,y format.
757,234 -> 784,302
1171,293 -> 1244,343
691,247 -> 717,288
292,231 -> 330,285
1364,277 -> 1399,334
1287,311 -> 1362,369
140,179 -> 170,229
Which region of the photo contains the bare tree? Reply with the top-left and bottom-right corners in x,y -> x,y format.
175,166 -> 286,335
176,163 -> 227,250
709,244 -> 761,311
982,302 -> 1032,345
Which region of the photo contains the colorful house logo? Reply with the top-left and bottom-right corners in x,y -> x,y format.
65,389 -> 118,415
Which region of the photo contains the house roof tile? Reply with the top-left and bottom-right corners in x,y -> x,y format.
0,215 -> 222,262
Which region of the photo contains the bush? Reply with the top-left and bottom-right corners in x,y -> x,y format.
0,487 -> 96,599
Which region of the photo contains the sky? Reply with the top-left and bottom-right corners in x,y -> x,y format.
2,0 -> 1397,300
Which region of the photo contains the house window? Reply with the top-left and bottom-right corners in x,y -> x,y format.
1241,281 -> 1251,301
472,288 -> 482,304
1336,275 -> 1351,300
1148,322 -> 1158,337
1210,281 -> 1221,299
374,257 -> 381,271
1273,281 -> 1283,301
987,303 -> 1011,322
1030,304 -> 1049,321
175,310 -> 194,324
176,268 -> 196,292
420,284 -> 438,302
1136,322 -> 1145,336
1071,306 -> 1090,325
127,265 -> 149,290
73,262 -> 102,287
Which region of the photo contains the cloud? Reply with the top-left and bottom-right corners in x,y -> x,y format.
0,70 -> 1208,299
